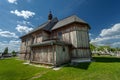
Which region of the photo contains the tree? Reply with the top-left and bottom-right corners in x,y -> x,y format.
11,50 -> 16,56
90,44 -> 96,51
3,47 -> 8,55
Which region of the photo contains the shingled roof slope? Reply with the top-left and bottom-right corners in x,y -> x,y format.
20,17 -> 58,38
52,15 -> 87,30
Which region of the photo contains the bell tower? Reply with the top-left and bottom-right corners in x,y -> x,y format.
48,11 -> 53,20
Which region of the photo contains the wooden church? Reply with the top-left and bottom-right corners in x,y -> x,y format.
20,12 -> 91,66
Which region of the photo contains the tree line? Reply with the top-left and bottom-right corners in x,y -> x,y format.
2,47 -> 17,56
90,44 -> 120,52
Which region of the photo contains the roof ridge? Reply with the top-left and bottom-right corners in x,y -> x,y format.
59,15 -> 77,21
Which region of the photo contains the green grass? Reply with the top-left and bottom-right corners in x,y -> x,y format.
0,58 -> 49,80
0,56 -> 120,80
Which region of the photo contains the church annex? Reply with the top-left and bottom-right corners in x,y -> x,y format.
20,12 -> 91,66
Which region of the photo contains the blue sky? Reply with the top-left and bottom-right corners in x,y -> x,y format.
0,0 -> 120,52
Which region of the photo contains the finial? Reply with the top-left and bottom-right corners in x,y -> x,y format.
48,11 -> 53,20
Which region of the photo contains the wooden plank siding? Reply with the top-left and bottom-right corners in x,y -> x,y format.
55,45 -> 70,66
31,46 -> 54,65
52,23 -> 91,59
30,44 -> 70,66
20,21 -> 91,65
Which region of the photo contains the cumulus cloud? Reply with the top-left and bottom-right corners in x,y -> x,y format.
111,42 -> 120,48
100,23 -> 120,37
0,29 -> 18,38
16,24 -> 33,33
10,10 -> 35,19
91,23 -> 120,47
91,35 -> 120,43
0,40 -> 20,52
17,20 -> 34,27
8,0 -> 17,4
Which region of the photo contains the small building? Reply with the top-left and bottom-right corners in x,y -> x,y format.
20,12 -> 91,66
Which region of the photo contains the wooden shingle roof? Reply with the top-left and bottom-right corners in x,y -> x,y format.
52,15 -> 88,30
20,15 -> 90,38
20,17 -> 58,38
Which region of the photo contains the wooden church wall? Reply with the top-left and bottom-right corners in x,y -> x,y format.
31,46 -> 54,65
55,45 -> 70,66
53,23 -> 91,59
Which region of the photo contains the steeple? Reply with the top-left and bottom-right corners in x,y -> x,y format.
48,11 -> 53,20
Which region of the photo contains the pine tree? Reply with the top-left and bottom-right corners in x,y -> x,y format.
3,47 -> 8,55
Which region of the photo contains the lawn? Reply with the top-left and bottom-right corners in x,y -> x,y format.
0,56 -> 120,80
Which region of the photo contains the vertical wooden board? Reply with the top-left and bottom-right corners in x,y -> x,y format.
86,49 -> 90,58
47,47 -> 50,63
35,50 -> 38,61
40,48 -> 43,62
84,31 -> 86,47
77,31 -> 80,47
62,33 -> 64,41
38,48 -> 41,62
79,49 -> 82,58
70,32 -> 74,46
86,49 -> 88,58
84,31 -> 87,47
79,31 -> 81,47
77,49 -> 79,57
56,45 -> 59,64
60,46 -> 63,64
40,48 -> 44,62
37,49 -> 39,61
83,49 -> 85,58
50,47 -> 53,63
86,31 -> 89,47
76,31 -> 78,47
73,31 -> 77,47
64,33 -> 69,43
72,49 -> 74,57
78,49 -> 81,58
38,48 -> 40,62
80,49 -> 83,58
53,45 -> 56,65
78,31 -> 81,47
44,47 -> 47,62
67,32 -> 69,43
82,31 -> 85,47
80,31 -> 83,47
70,32 -> 73,44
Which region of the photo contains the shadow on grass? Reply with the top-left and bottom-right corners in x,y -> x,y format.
65,62 -> 91,70
93,57 -> 120,62
64,57 -> 120,70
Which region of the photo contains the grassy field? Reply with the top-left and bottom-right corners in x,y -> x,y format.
0,56 -> 120,80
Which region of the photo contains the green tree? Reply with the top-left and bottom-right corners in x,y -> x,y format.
97,46 -> 111,51
3,47 -> 8,55
12,50 -> 16,56
90,44 -> 96,51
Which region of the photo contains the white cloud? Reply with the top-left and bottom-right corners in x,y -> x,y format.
16,24 -> 33,33
8,0 -> 17,4
0,29 -> 18,38
91,23 -> 120,47
17,20 -> 34,27
91,35 -> 120,43
10,10 -> 35,19
0,40 -> 20,52
111,42 -> 120,48
100,23 -> 120,37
